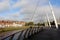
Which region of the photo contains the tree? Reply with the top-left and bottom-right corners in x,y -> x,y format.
37,23 -> 41,26
28,22 -> 34,26
25,22 -> 34,26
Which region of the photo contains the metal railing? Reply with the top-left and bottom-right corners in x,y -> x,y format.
1,27 -> 43,40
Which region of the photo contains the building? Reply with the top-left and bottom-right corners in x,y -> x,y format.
0,20 -> 25,28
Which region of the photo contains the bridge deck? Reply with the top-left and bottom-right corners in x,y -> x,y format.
24,28 -> 60,40
1,27 -> 60,40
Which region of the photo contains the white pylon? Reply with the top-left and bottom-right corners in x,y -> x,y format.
46,13 -> 51,27
49,1 -> 58,29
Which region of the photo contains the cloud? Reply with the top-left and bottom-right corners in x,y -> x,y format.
0,0 -> 10,12
0,0 -> 60,22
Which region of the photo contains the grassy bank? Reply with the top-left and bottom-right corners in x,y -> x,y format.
0,26 -> 29,33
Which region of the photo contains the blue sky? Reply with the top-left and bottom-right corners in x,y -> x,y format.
50,0 -> 60,6
0,0 -> 60,22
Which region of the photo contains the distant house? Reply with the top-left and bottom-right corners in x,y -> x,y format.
0,20 -> 25,28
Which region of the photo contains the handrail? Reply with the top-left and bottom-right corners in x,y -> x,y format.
1,29 -> 26,40
1,27 -> 43,40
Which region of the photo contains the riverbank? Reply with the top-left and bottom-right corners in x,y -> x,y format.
0,26 -> 29,33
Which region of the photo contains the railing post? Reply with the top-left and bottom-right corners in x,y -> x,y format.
9,34 -> 15,40
28,27 -> 32,37
24,29 -> 29,39
17,30 -> 24,40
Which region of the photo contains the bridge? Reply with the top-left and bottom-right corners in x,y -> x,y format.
1,27 -> 43,40
0,0 -> 60,40
1,26 -> 60,40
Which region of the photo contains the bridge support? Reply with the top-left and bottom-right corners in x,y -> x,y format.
49,1 -> 58,29
46,13 -> 51,27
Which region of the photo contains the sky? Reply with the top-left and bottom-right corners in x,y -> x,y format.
0,0 -> 60,22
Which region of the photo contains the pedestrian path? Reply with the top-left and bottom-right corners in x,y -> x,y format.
24,28 -> 60,40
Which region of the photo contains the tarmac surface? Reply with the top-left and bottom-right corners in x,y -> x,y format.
25,28 -> 60,40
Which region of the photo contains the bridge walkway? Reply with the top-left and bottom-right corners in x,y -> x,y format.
24,28 -> 60,40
